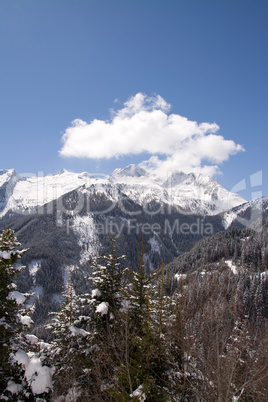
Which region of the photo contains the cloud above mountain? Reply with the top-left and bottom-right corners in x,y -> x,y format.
59,93 -> 244,176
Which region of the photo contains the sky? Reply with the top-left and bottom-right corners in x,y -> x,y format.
0,0 -> 267,200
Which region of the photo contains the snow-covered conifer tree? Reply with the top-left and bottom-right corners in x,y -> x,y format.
82,233 -> 130,398
89,233 -> 127,336
122,240 -> 170,400
0,228 -> 55,400
47,273 -> 90,399
0,228 -> 28,397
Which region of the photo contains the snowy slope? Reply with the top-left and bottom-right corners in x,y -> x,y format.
0,169 -> 95,217
0,169 -> 24,211
222,196 -> 268,229
0,165 -> 245,217
108,164 -> 245,215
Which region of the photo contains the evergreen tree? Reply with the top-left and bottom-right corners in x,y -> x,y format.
84,234 -> 129,399
89,233 -> 127,337
0,228 -> 53,401
122,240 -> 170,400
47,274 -> 90,399
0,228 -> 28,396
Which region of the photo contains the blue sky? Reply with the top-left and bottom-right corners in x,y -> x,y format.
0,0 -> 267,200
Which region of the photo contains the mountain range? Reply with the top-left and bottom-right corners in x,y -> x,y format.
1,165 -> 267,325
0,165 -> 245,218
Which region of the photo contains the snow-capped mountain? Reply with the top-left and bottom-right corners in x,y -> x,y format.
0,169 -> 94,217
0,166 -> 265,326
0,165 -> 245,217
109,165 -> 245,215
222,196 -> 268,230
0,169 -> 24,211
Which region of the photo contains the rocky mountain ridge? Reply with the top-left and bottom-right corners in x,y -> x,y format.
0,165 -> 246,218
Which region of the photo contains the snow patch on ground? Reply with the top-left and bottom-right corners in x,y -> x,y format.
174,273 -> 187,281
148,235 -> 161,254
28,260 -> 41,280
222,211 -> 238,230
225,259 -> 238,274
72,214 -> 99,264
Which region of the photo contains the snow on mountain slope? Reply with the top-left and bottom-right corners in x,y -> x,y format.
0,165 -> 245,217
0,169 -> 95,217
222,196 -> 268,229
72,214 -> 99,264
0,169 -> 19,187
0,169 -> 24,211
108,164 -> 245,215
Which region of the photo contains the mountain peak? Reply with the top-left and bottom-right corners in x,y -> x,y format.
0,168 -> 17,176
162,171 -> 191,188
0,169 -> 21,187
112,164 -> 148,178
55,168 -> 69,175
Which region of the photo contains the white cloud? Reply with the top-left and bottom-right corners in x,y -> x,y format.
59,93 -> 244,176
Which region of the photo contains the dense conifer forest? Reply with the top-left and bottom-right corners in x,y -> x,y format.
0,221 -> 268,401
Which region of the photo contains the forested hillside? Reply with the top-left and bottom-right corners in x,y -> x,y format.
1,221 -> 267,400
166,219 -> 268,274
